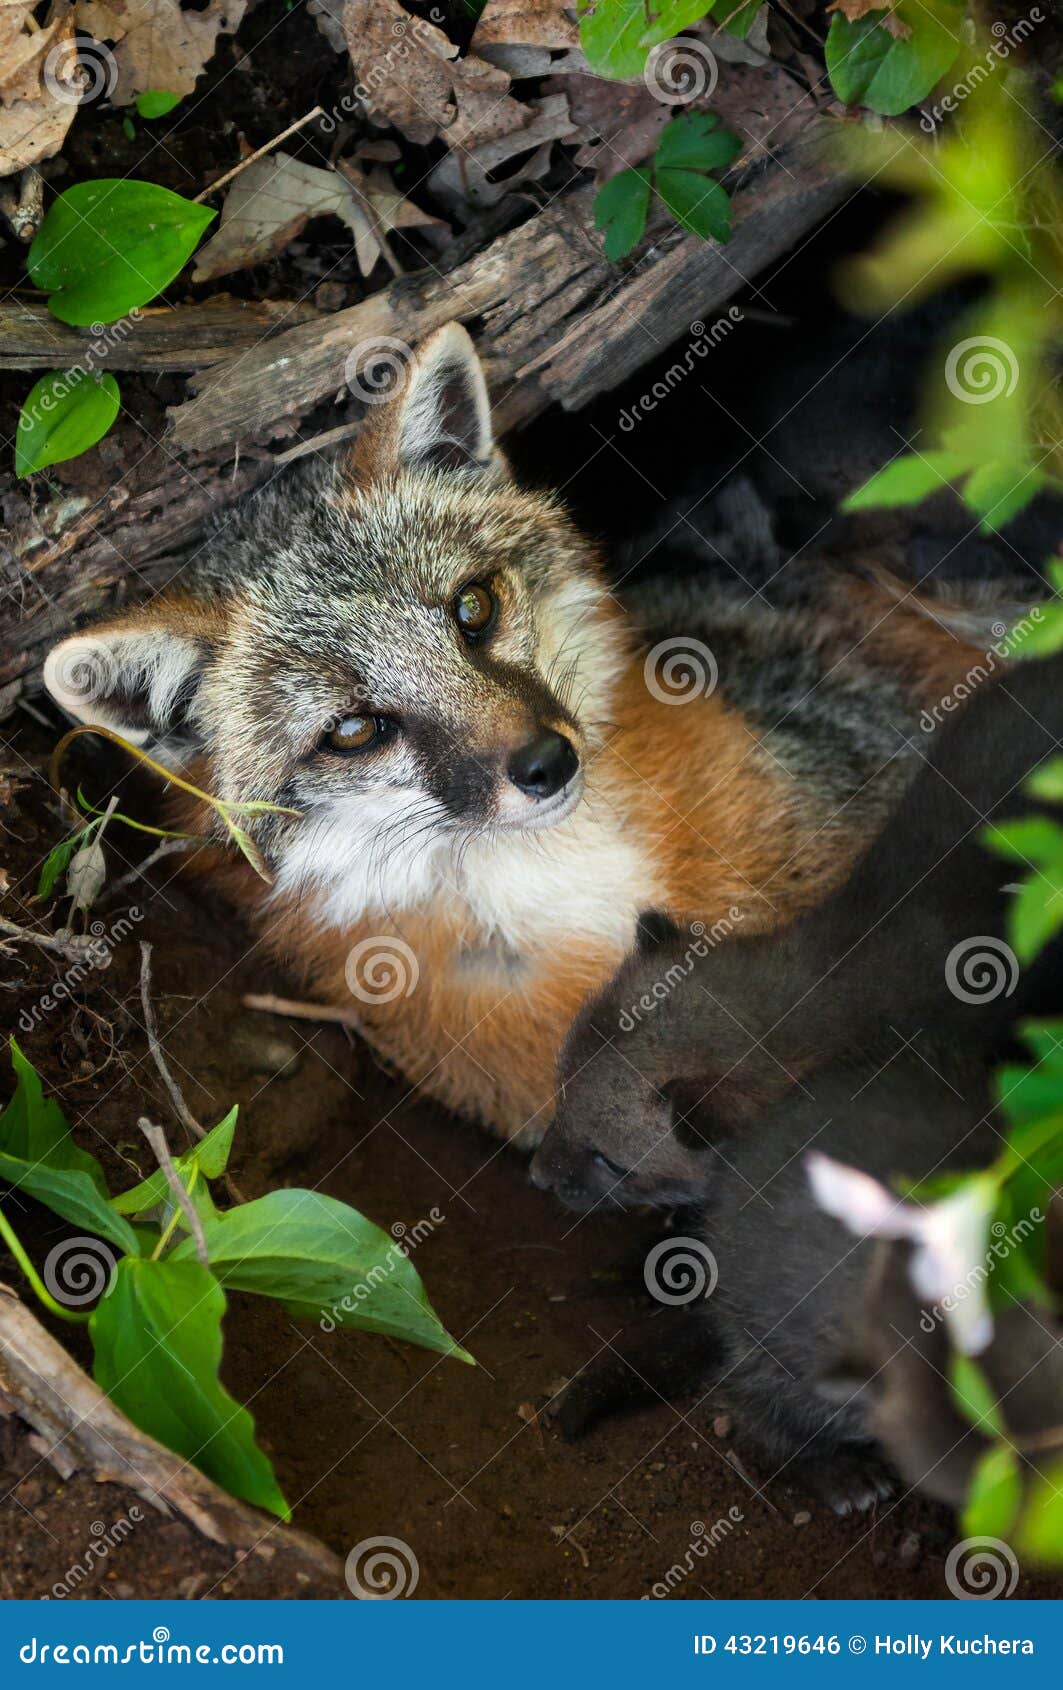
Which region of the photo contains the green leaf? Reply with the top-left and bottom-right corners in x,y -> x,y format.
111,1107 -> 238,1214
1010,872 -> 1063,965
173,1189 -> 473,1363
707,0 -> 762,38
1007,604 -> 1063,660
29,180 -> 215,327
963,460 -> 1044,534
91,1256 -> 289,1517
950,1352 -> 1006,1436
36,828 -> 89,900
825,7 -> 961,116
655,170 -> 733,243
843,450 -> 967,511
0,1154 -> 139,1256
15,369 -> 120,478
962,1443 -> 1022,1540
594,168 -> 651,262
1027,758 -> 1063,803
654,112 -> 742,174
980,817 -> 1063,867
135,90 -> 182,119
578,0 -> 710,79
1015,1456 -> 1063,1563
1,1038 -> 108,1192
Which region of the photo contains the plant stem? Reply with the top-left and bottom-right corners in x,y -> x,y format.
152,1163 -> 199,1260
0,1204 -> 90,1325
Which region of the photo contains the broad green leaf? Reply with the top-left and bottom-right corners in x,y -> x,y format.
980,817 -> 1063,867
135,91 -> 182,119
0,1153 -> 138,1255
963,460 -> 1043,533
950,1352 -> 1006,1436
578,0 -> 710,79
962,1443 -> 1022,1540
15,369 -> 120,478
173,1188 -> 473,1362
1015,1457 -> 1063,1563
1,1039 -> 108,1193
655,169 -> 733,243
29,180 -> 215,326
1027,758 -> 1063,802
37,828 -> 89,899
843,450 -> 967,511
707,0 -> 762,38
111,1107 -> 238,1214
91,1256 -> 289,1517
594,168 -> 651,262
1009,872 -> 1063,966
1008,607 -> 1063,660
654,112 -> 741,174
826,7 -> 961,116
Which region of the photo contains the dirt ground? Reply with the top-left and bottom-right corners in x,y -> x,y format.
1,734 -> 1062,1604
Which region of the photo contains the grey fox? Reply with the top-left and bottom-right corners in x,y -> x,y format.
43,323 -> 1025,1143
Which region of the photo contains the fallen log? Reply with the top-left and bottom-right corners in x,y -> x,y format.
1,118 -> 846,706
0,297 -> 322,372
0,1283 -> 346,1587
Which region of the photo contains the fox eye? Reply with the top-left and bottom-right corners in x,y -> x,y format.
453,581 -> 496,640
325,714 -> 385,753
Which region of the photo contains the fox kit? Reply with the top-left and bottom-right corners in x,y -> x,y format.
531,650 -> 1063,1208
44,324 -> 1023,1144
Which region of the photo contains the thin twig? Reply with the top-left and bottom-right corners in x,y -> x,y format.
243,992 -> 362,1028
139,941 -> 205,1144
103,837 -> 197,903
0,916 -> 101,964
194,106 -> 325,203
137,1117 -> 209,1267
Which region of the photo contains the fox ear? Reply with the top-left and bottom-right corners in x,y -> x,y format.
635,909 -> 682,953
44,606 -> 216,761
347,322 -> 504,484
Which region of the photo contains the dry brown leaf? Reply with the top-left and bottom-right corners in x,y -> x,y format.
826,0 -> 910,35
73,0 -> 246,106
428,92 -> 578,219
340,0 -> 530,152
192,150 -> 442,283
561,73 -> 670,180
473,0 -> 579,51
0,2 -> 81,179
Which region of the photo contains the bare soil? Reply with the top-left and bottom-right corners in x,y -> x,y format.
1,740 -> 1062,1604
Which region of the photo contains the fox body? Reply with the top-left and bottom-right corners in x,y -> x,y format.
532,651 -> 1063,1206
44,325 -> 1022,1143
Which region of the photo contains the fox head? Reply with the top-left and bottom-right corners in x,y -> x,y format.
44,325 -> 626,914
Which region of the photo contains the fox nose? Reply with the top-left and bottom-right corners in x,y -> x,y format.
507,730 -> 578,799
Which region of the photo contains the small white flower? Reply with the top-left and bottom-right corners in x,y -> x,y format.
806,1152 -> 997,1355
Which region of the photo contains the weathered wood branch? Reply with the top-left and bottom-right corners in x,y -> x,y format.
0,1284 -> 344,1585
1,121 -> 846,706
0,298 -> 322,371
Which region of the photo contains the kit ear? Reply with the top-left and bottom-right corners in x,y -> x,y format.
43,603 -> 217,762
345,322 -> 507,484
635,909 -> 682,953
